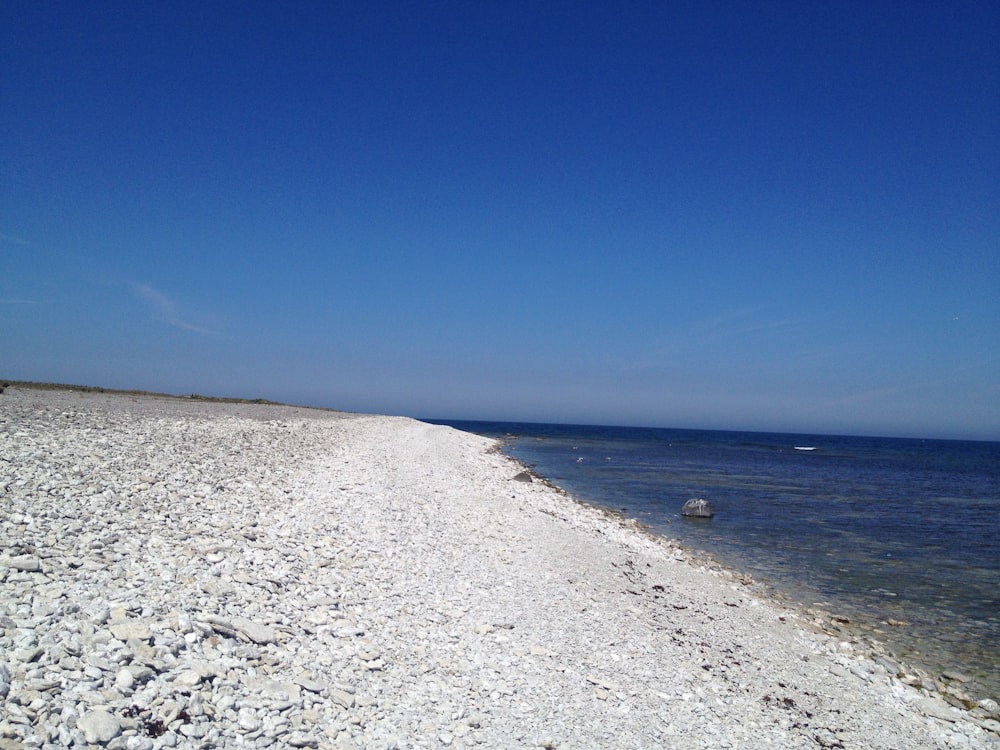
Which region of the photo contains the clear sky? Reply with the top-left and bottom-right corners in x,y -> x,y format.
2,2 -> 998,440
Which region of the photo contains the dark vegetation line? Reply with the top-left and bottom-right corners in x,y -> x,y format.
0,379 -> 341,413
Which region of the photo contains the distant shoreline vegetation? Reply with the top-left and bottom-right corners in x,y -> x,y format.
0,379 -> 341,413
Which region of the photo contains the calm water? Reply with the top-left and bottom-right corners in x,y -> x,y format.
430,420 -> 1000,698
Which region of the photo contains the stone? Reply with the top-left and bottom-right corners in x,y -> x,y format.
16,647 -> 43,663
173,669 -> 202,687
331,688 -> 355,709
942,670 -> 972,683
231,617 -> 277,644
77,709 -> 122,743
115,668 -> 135,691
941,684 -> 978,709
293,675 -> 326,693
681,498 -> 714,518
255,679 -> 290,700
917,697 -> 959,723
512,472 -> 533,483
0,556 -> 41,572
129,665 -> 155,684
238,707 -> 261,732
179,723 -> 207,738
829,664 -> 852,681
978,698 -> 999,716
109,620 -> 151,641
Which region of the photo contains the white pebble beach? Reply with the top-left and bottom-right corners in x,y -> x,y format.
1,386 -> 997,749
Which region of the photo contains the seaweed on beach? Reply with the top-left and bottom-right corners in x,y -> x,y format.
122,705 -> 167,737
760,693 -> 846,748
120,705 -> 193,738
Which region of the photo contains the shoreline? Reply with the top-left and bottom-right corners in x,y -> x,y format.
488,425 -> 1000,706
497,455 -> 995,711
2,386 -> 997,748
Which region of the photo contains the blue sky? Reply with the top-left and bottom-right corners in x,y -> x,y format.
2,1 -> 998,439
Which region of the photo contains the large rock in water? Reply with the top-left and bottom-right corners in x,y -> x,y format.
681,498 -> 714,518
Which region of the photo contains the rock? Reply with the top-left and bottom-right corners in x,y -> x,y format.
942,670 -> 972,683
77,709 -> 122,743
231,617 -> 277,644
115,667 -> 135,691
331,688 -> 355,708
293,675 -> 327,693
874,663 -> 901,683
829,664 -> 852,681
0,556 -> 41,572
173,669 -> 202,688
941,683 -> 978,709
25,677 -> 60,691
179,723 -> 206,739
512,471 -> 533,483
254,679 -> 290,700
977,698 -> 999,716
16,647 -> 43,663
237,707 -> 261,732
109,620 -> 152,641
681,498 -> 714,518
917,697 -> 959,723
129,665 -> 155,684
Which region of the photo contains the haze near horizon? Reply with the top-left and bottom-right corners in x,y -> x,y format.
2,2 -> 998,440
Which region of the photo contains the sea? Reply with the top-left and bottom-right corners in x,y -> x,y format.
428,420 -> 1000,699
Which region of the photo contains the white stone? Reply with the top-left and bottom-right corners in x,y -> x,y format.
173,669 -> 202,687
77,709 -> 121,743
237,707 -> 261,732
115,667 -> 135,691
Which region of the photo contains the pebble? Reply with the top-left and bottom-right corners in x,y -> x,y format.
77,709 -> 121,743
0,556 -> 42,572
115,668 -> 135,691
1,387 -> 996,749
237,707 -> 260,731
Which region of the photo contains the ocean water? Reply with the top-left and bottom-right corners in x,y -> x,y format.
430,420 -> 1000,699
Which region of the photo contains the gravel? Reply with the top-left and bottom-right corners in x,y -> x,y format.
1,386 -> 997,749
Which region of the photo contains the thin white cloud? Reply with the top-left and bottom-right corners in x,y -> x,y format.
619,306 -> 802,372
0,232 -> 29,246
0,297 -> 45,304
831,366 -> 989,407
129,282 -> 217,335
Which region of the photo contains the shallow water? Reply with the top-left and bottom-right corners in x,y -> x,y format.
431,420 -> 1000,699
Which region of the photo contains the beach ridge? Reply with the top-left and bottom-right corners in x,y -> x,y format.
1,386 -> 996,748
